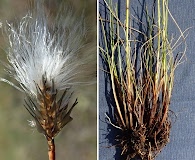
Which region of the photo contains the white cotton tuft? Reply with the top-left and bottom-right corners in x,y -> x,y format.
5,2 -> 92,96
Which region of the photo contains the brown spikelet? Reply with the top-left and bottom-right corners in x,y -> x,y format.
24,75 -> 78,160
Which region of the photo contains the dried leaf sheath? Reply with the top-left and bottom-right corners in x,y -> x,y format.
114,75 -> 171,159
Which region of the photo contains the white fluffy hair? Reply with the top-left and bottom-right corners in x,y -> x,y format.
4,1 -> 91,96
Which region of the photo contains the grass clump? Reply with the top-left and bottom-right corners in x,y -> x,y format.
99,0 -> 187,159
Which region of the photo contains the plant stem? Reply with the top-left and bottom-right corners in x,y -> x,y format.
125,0 -> 133,129
47,138 -> 55,160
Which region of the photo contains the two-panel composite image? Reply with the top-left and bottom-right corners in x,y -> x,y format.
0,0 -> 194,160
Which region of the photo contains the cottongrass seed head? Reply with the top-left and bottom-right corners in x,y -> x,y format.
2,1 -> 95,140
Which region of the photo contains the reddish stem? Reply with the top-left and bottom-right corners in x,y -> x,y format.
47,138 -> 55,160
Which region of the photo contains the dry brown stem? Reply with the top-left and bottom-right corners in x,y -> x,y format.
47,138 -> 55,160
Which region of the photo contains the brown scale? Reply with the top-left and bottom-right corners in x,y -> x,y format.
25,76 -> 78,160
